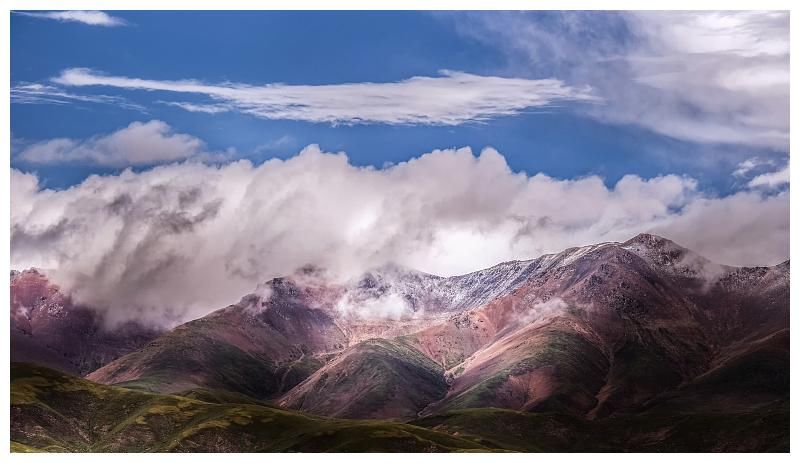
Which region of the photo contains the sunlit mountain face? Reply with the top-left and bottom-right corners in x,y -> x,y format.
10,10 -> 789,453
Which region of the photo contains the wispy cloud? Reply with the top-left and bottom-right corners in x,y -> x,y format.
158,101 -> 230,114
733,157 -> 770,178
450,11 -> 789,150
748,164 -> 789,189
52,68 -> 597,125
11,83 -> 145,112
252,135 -> 297,156
15,10 -> 127,27
730,157 -> 789,190
16,120 -> 227,167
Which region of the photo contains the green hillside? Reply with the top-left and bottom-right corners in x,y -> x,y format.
10,363 -> 491,452
11,362 -> 788,452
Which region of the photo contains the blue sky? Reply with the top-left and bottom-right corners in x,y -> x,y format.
11,11 -> 789,192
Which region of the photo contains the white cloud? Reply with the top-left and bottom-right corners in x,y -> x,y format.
730,157 -> 789,190
16,120 -> 212,167
11,83 -> 145,111
520,297 -> 569,325
449,11 -> 788,149
336,291 -> 414,321
52,68 -> 596,125
733,157 -> 769,177
652,189 -> 788,266
623,11 -> 788,148
15,10 -> 126,27
11,145 -> 788,327
748,164 -> 789,189
158,101 -> 230,114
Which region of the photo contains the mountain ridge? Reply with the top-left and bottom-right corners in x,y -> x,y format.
11,233 -> 789,432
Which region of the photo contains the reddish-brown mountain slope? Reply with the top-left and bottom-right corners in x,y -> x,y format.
18,234 -> 787,422
10,269 -> 159,375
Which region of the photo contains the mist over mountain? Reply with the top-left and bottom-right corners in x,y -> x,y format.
11,146 -> 788,328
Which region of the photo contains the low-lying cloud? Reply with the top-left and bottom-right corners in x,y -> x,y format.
519,297 -> 570,325
11,146 -> 788,327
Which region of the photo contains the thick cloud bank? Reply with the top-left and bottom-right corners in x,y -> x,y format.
11,146 -> 788,326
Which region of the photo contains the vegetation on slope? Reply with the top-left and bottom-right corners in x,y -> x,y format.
10,362 -> 491,452
412,406 -> 789,452
12,362 -> 787,452
280,338 -> 449,419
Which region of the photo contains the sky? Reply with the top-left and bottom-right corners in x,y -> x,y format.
10,10 -> 790,326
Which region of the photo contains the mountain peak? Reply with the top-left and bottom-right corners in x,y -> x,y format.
621,233 -> 730,281
622,232 -> 674,248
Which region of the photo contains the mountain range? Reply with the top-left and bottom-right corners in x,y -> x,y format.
10,233 -> 790,452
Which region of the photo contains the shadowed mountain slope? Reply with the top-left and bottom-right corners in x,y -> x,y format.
10,363 -> 493,452
11,363 -> 787,452
10,269 -> 160,375
279,338 -> 448,419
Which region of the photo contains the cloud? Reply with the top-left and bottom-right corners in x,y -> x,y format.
652,189 -> 788,266
748,164 -> 789,189
11,145 -> 788,327
252,135 -> 297,156
51,68 -> 596,125
15,10 -> 127,27
729,157 -> 789,191
336,291 -> 414,321
519,297 -> 569,325
11,83 -> 145,111
16,120 -> 221,167
158,101 -> 230,114
447,11 -> 788,150
733,157 -> 769,177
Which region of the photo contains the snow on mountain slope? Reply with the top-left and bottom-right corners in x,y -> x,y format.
621,233 -> 730,281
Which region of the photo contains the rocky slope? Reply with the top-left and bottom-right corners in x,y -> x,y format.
273,234 -> 788,420
10,269 -> 160,375
87,277 -> 348,398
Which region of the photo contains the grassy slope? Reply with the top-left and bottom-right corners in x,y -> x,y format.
412,406 -> 789,452
87,327 -> 282,398
10,363 -> 492,453
12,362 -> 788,452
430,326 -> 609,415
281,338 -> 448,420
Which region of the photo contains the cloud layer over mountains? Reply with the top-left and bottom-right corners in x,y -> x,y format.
11,145 -> 788,327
